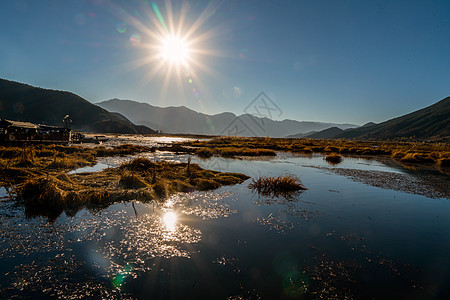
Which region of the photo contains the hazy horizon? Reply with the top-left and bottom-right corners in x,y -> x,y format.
1,0 -> 449,125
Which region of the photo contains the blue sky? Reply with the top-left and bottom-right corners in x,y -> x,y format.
1,0 -> 449,125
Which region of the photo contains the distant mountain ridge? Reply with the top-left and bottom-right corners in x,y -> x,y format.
97,98 -> 357,137
289,97 -> 449,140
335,97 -> 450,140
305,127 -> 344,139
0,79 -> 156,134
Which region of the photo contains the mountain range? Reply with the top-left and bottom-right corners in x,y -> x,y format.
97,99 -> 357,137
0,79 -> 155,134
1,79 -> 447,140
302,97 -> 449,140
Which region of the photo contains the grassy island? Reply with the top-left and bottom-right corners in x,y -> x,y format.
0,144 -> 249,219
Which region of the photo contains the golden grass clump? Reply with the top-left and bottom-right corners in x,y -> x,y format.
48,155 -> 94,170
123,157 -> 156,171
324,146 -> 340,153
438,157 -> 450,168
325,153 -> 342,164
196,147 -> 214,158
152,179 -> 170,198
215,147 -> 276,158
95,144 -> 153,157
20,176 -> 65,214
171,179 -> 194,193
119,172 -> 150,189
391,150 -> 406,159
399,153 -> 435,164
0,146 -> 23,158
249,175 -> 307,197
301,147 -> 313,154
191,178 -> 221,191
13,147 -> 38,167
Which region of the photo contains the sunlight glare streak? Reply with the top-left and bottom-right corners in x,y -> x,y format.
152,2 -> 168,32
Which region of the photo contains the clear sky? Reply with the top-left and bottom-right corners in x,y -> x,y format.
1,0 -> 449,125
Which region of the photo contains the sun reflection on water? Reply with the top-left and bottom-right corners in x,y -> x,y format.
163,211 -> 177,231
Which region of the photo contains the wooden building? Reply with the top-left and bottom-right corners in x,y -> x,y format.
0,119 -> 72,143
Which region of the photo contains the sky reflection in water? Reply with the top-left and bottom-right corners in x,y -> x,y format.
1,142 -> 449,298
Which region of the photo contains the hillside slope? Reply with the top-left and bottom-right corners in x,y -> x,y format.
305,127 -> 344,139
336,97 -> 450,140
0,79 -> 156,134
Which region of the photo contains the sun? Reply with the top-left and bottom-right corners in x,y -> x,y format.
111,0 -> 225,99
159,35 -> 190,65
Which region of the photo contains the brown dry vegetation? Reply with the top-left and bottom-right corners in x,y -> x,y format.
0,144 -> 249,219
16,157 -> 249,219
249,175 -> 307,198
0,144 -> 153,184
195,146 -> 276,158
325,153 -> 343,164
179,137 -> 450,172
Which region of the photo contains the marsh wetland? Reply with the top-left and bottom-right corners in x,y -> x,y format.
0,136 -> 449,299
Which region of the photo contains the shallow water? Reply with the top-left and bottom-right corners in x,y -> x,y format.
1,141 -> 450,299
81,134 -> 198,148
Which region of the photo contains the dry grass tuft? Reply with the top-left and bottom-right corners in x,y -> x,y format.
325,153 -> 342,164
438,157 -> 450,168
152,180 -> 170,198
119,172 -> 150,189
196,147 -> 214,158
191,178 -> 221,190
122,157 -> 156,171
399,153 -> 434,164
21,176 -> 64,207
216,147 -> 276,158
249,175 -> 307,197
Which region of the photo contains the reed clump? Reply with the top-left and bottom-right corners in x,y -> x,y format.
438,157 -> 450,168
249,175 -> 307,197
21,176 -> 65,208
196,147 -> 214,158
48,155 -> 93,170
325,153 -> 342,164
399,152 -> 434,164
191,178 -> 221,190
119,172 -> 150,189
215,147 -> 276,158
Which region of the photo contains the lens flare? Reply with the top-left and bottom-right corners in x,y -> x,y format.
116,22 -> 127,33
130,33 -> 141,47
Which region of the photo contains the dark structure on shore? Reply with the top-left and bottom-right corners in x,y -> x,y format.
0,119 -> 72,143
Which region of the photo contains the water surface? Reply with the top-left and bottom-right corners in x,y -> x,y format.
1,141 -> 449,299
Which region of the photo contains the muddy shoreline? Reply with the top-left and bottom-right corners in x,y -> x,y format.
315,165 -> 449,199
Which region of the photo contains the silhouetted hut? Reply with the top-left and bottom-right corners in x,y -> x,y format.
0,119 -> 71,143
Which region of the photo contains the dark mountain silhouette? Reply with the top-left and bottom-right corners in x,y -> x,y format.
287,126 -> 357,139
304,127 -> 344,139
335,97 -> 450,140
0,79 -> 156,134
97,99 -> 356,137
285,131 -> 317,138
361,122 -> 377,128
